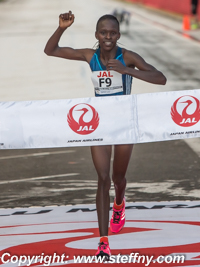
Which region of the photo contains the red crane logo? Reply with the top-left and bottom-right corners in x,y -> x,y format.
171,95 -> 200,127
67,103 -> 99,135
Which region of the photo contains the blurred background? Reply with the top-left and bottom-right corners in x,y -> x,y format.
0,0 -> 200,208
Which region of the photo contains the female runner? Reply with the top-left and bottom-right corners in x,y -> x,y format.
44,11 -> 167,258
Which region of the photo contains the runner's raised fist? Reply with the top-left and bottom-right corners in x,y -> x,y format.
59,11 -> 75,29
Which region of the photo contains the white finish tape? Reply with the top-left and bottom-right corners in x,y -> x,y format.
0,89 -> 200,149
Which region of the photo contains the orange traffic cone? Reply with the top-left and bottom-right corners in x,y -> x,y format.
183,15 -> 190,31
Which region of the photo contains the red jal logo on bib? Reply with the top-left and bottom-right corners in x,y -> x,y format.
171,95 -> 200,127
67,103 -> 99,135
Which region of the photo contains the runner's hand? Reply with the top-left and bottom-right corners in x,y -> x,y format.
59,11 -> 75,29
106,59 -> 126,74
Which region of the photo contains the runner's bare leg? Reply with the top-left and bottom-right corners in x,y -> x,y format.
91,145 -> 112,236
112,144 -> 134,205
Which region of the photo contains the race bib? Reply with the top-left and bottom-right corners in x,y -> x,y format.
91,70 -> 123,95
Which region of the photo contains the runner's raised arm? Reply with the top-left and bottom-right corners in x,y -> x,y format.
44,11 -> 93,62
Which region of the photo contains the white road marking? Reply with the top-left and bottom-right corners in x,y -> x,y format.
0,173 -> 79,185
49,187 -> 96,192
0,150 -> 75,160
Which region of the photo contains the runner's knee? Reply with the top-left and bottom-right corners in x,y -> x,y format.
98,173 -> 111,191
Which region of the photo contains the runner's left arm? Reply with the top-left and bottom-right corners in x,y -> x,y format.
106,49 -> 167,85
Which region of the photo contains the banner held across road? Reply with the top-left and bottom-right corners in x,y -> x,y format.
0,89 -> 200,149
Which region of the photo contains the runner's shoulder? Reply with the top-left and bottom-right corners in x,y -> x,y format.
79,48 -> 96,63
121,48 -> 138,67
122,48 -> 140,59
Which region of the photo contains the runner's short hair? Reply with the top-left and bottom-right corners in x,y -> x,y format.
96,14 -> 120,31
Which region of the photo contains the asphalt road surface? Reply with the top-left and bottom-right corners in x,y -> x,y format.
0,0 -> 200,208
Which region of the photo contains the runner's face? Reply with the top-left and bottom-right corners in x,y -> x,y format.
95,19 -> 120,51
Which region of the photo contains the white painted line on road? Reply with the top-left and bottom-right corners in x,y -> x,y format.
36,180 -> 97,185
0,173 -> 79,185
49,187 -> 96,192
0,150 -> 75,160
130,10 -> 200,45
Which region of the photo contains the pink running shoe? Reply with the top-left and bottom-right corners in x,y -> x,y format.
95,242 -> 111,260
110,198 -> 125,233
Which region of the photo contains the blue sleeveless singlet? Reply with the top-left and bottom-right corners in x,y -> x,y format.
89,47 -> 133,97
